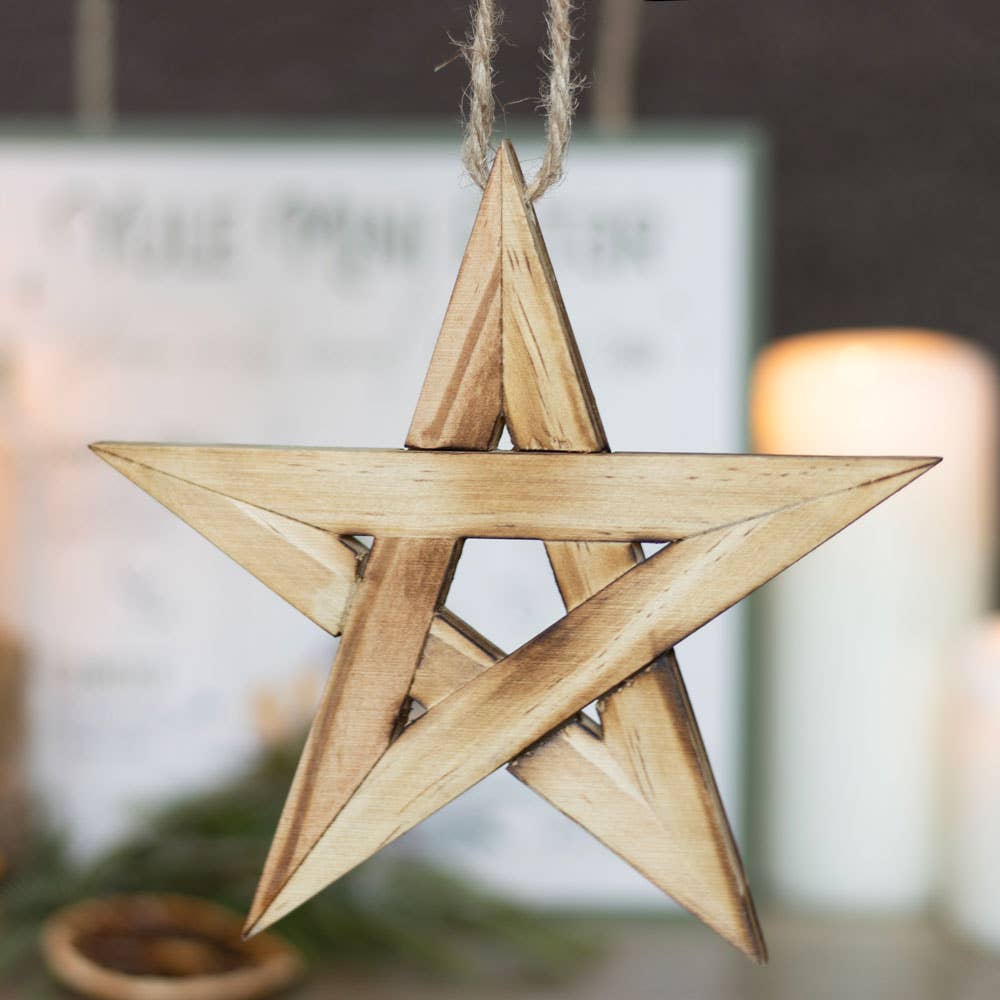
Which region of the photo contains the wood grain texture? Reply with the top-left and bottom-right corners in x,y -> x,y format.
92,444 -> 365,636
510,699 -> 766,960
90,444 -> 936,543
498,142 -> 607,454
495,141 -> 763,960
252,458 -> 933,930
89,449 -> 501,712
411,609 -> 501,710
244,535 -> 459,933
406,150 -> 503,451
597,654 -> 764,958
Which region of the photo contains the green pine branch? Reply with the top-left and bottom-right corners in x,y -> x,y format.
0,738 -> 598,991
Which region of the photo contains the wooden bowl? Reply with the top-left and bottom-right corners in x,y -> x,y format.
42,894 -> 304,1000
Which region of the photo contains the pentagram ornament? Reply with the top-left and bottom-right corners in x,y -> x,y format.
93,142 -> 936,963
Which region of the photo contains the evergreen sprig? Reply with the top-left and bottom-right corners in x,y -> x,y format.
0,737 -> 597,993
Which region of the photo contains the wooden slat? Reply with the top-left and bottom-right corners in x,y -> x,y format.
244,536 -> 459,932
248,459 -> 933,931
597,655 -> 765,960
406,152 -> 503,450
511,707 -> 766,961
498,142 -> 607,454
93,445 -> 365,636
411,609 -> 501,709
91,444 -> 938,543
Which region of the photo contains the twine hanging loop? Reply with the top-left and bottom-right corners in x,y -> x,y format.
461,0 -> 578,201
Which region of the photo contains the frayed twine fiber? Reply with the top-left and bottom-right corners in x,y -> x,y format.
460,0 -> 579,201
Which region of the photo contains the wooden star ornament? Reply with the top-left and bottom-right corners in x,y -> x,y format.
93,142 -> 937,963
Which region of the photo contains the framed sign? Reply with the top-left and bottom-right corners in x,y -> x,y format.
0,124 -> 765,905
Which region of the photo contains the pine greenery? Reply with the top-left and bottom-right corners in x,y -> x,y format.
0,738 -> 598,993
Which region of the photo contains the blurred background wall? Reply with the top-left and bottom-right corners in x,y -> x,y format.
2,3 -> 1000,995
1,0 -> 998,348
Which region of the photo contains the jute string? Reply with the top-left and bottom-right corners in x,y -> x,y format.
460,0 -> 577,201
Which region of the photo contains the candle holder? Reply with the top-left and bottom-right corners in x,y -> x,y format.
0,630 -> 25,870
42,895 -> 304,1000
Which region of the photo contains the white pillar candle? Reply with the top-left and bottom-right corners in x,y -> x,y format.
750,329 -> 998,910
944,618 -> 1000,949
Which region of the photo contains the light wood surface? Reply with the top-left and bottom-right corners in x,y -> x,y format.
411,610 -> 501,710
244,536 -> 459,933
95,448 -> 367,636
92,444 -> 933,544
93,141 -> 936,962
499,143 -> 606,454
406,153 -> 503,451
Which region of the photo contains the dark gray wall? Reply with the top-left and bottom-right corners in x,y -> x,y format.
3,1 -> 999,347
0,0 -> 72,114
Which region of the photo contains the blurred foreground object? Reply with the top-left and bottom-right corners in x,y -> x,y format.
0,735 -> 596,992
751,329 -> 998,910
0,632 -> 26,867
944,617 -> 1000,950
42,895 -> 303,1000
